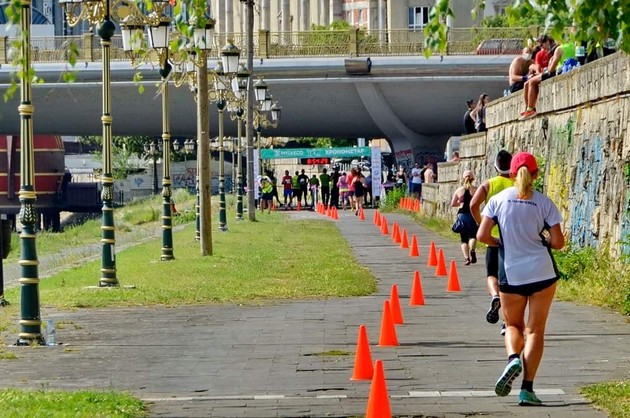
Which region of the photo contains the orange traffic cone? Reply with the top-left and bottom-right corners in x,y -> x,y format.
389,284 -> 404,324
410,271 -> 425,306
351,325 -> 374,381
365,359 -> 392,418
447,260 -> 462,292
435,248 -> 448,277
427,241 -> 438,267
400,228 -> 409,249
378,300 -> 399,347
392,223 -> 401,243
271,202 -> 277,211
297,201 -> 302,211
375,211 -> 381,226
381,217 -> 389,235
414,199 -> 421,211
409,234 -> 420,257
333,207 -> 339,220
359,207 -> 365,221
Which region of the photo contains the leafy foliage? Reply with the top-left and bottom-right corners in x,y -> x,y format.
425,0 -> 629,56
381,187 -> 406,210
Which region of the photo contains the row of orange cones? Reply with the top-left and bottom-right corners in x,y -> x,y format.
316,203 -> 368,221
353,210 -> 463,417
352,277 -> 425,417
399,196 -> 421,212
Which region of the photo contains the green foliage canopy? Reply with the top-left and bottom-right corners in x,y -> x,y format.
425,0 -> 629,56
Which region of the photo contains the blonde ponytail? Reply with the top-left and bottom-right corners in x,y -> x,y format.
515,166 -> 533,199
463,177 -> 472,190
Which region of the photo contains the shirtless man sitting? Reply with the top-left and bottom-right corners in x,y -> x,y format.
508,47 -> 537,94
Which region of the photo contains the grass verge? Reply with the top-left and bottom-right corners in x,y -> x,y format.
581,381 -> 630,418
0,388 -> 146,417
2,210 -> 376,310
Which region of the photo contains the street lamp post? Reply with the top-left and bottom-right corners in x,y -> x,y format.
217,95 -> 228,232
16,0 -> 44,345
144,140 -> 161,195
241,0 -> 256,222
231,64 -> 249,221
61,0 -> 119,287
232,108 -> 245,221
120,2 -> 174,261
154,34 -> 174,261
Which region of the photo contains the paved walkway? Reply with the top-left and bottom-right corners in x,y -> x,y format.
1,209 -> 628,417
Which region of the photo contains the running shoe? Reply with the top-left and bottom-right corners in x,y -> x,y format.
500,322 -> 506,336
486,296 -> 501,324
495,358 -> 522,396
470,250 -> 477,264
519,389 -> 543,406
518,109 -> 537,120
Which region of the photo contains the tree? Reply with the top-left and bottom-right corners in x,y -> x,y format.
80,135 -> 152,179
424,0 -> 629,56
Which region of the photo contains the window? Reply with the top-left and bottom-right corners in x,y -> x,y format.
408,6 -> 429,31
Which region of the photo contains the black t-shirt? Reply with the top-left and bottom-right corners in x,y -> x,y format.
463,109 -> 476,134
330,172 -> 341,188
298,174 -> 309,188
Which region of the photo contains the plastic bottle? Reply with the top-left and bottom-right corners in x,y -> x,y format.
46,319 -> 56,346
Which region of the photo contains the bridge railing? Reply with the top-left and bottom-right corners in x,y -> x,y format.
0,27 -> 540,64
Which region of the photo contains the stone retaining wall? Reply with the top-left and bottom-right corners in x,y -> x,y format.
428,51 -> 630,256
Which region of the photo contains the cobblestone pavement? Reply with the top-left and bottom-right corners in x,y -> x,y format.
0,209 -> 628,417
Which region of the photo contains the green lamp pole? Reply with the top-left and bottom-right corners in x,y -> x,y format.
217,96 -> 228,231
61,0 -> 118,287
16,0 -> 44,346
120,2 -> 173,260
159,58 -> 175,259
235,109 -> 244,220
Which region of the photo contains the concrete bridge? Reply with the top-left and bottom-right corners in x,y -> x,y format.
0,54 -> 513,156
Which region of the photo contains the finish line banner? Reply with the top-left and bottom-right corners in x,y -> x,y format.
260,147 -> 371,159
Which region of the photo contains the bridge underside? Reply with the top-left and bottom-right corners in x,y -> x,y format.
0,56 -> 511,154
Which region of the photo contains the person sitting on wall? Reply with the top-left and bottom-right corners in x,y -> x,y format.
519,34 -> 576,120
508,47 -> 536,94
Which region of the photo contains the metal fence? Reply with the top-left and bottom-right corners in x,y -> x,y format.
0,27 -> 540,64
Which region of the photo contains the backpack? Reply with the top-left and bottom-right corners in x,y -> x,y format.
560,57 -> 580,74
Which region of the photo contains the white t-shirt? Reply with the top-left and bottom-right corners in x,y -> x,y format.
482,187 -> 562,286
410,167 -> 422,184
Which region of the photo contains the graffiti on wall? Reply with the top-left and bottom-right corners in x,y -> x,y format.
623,163 -> 630,255
173,168 -> 197,189
394,148 -> 413,169
570,136 -> 603,248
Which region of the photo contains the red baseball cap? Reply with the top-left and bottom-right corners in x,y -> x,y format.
510,151 -> 538,176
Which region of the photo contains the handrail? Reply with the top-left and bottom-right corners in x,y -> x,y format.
0,27 -> 539,64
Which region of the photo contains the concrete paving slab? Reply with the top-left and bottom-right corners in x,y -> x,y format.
0,208 -> 628,417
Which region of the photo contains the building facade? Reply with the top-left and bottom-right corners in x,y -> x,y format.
212,0 -> 492,35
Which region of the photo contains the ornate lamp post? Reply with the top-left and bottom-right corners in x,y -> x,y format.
210,42 -> 241,232
144,140 -> 162,195
120,1 -> 174,261
230,64 -> 249,221
60,0 -> 119,287
15,0 -> 44,345
173,138 -> 195,166
214,61 -> 229,232
252,88 -> 281,178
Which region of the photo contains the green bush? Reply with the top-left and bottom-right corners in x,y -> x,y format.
381,187 -> 406,210
555,244 -> 630,315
